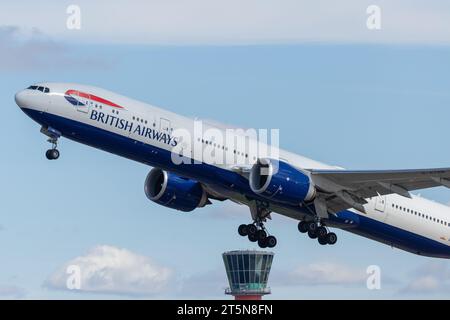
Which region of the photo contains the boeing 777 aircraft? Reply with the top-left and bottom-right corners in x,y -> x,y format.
15,83 -> 450,258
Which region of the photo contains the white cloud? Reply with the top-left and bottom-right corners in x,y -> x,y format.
1,0 -> 450,45
275,262 -> 368,286
0,26 -> 108,72
199,201 -> 248,221
403,276 -> 440,293
45,245 -> 172,296
0,285 -> 26,299
400,261 -> 450,295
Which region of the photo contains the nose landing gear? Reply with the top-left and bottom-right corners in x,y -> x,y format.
45,148 -> 60,160
41,126 -> 61,160
45,137 -> 60,160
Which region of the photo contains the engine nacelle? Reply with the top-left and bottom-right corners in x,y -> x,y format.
144,168 -> 208,212
249,158 -> 316,205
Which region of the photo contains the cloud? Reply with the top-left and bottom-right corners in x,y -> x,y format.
200,201 -> 248,221
200,201 -> 293,226
403,276 -> 440,293
0,26 -> 108,72
2,1 -> 450,45
0,285 -> 26,299
44,245 -> 172,297
400,261 -> 450,295
274,262 -> 368,286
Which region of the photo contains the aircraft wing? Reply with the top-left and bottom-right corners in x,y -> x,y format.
309,167 -> 450,214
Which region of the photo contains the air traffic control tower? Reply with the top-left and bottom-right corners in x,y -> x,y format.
222,250 -> 274,300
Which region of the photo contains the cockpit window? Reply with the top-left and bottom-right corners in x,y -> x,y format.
27,85 -> 50,93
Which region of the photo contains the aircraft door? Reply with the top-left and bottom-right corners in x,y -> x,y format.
375,194 -> 386,212
374,194 -> 391,222
160,117 -> 171,133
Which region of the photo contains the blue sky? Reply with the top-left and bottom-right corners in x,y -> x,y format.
1,1 -> 450,299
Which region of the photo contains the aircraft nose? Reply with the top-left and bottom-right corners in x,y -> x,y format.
15,90 -> 27,108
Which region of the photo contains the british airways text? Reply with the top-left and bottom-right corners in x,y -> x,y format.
90,110 -> 178,147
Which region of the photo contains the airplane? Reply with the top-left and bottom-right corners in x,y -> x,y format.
15,82 -> 450,258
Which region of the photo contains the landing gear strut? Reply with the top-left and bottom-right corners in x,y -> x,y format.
238,201 -> 277,248
298,220 -> 337,246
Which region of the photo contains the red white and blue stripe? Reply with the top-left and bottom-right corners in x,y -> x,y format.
64,90 -> 124,110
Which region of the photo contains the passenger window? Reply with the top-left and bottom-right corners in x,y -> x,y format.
37,87 -> 44,92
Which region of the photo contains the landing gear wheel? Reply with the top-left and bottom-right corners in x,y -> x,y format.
316,226 -> 328,239
318,236 -> 328,245
46,149 -> 60,160
256,229 -> 267,241
247,224 -> 257,235
326,232 -> 337,245
266,236 -> 277,248
238,224 -> 248,236
298,221 -> 308,233
308,229 -> 318,239
248,233 -> 258,242
258,238 -> 268,248
307,222 -> 318,233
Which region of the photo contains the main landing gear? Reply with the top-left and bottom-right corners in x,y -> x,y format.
238,223 -> 277,248
298,220 -> 337,246
238,201 -> 277,248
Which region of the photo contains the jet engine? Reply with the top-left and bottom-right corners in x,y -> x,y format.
144,168 -> 208,212
249,158 -> 316,205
